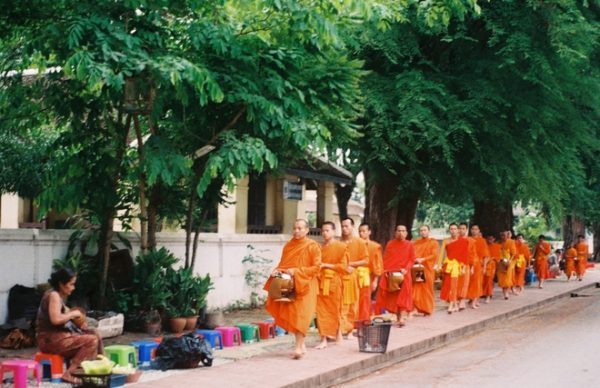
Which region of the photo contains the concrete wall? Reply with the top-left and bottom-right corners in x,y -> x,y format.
0,230 -> 290,323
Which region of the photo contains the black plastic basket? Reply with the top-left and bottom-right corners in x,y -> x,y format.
355,319 -> 392,353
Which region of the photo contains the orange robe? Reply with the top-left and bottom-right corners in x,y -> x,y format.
575,242 -> 589,277
514,241 -> 531,287
375,239 -> 415,313
457,237 -> 475,299
341,238 -> 369,333
564,247 -> 577,280
483,242 -> 500,297
412,237 -> 439,315
264,237 -> 321,335
316,241 -> 348,338
498,239 -> 516,288
467,236 -> 489,299
365,240 -> 383,314
440,238 -> 469,303
533,241 -> 551,280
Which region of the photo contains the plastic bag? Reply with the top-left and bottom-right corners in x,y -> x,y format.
151,333 -> 213,370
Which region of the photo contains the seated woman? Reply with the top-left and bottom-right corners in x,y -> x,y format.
36,268 -> 104,384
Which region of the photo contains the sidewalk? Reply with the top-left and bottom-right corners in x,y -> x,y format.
136,270 -> 600,388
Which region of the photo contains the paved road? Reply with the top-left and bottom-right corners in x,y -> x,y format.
343,286 -> 600,388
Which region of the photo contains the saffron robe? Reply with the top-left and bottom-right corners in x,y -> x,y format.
467,236 -> 489,299
575,242 -> 589,277
264,237 -> 321,335
412,237 -> 439,314
375,239 -> 415,313
483,242 -> 501,297
341,237 -> 369,333
498,239 -> 516,288
365,239 -> 383,314
534,241 -> 552,280
514,241 -> 531,287
440,237 -> 469,303
316,241 -> 348,338
564,247 -> 577,280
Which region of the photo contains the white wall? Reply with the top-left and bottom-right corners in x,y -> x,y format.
0,230 -> 290,323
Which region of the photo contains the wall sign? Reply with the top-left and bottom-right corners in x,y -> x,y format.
283,181 -> 303,200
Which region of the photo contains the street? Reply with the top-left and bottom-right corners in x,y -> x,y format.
342,285 -> 600,387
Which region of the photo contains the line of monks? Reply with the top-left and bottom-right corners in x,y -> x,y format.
263,219 -> 590,359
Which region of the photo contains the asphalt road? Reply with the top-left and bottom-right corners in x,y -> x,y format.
342,286 -> 600,388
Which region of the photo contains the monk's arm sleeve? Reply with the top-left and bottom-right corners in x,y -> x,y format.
333,249 -> 349,275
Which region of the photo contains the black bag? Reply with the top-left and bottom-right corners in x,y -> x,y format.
151,333 -> 213,370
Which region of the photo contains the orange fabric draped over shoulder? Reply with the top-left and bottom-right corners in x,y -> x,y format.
483,242 -> 501,297
440,238 -> 469,302
514,241 -> 531,287
497,239 -> 516,288
316,241 -> 348,338
467,236 -> 489,299
341,238 -> 369,330
412,237 -> 439,315
264,237 -> 321,335
575,242 -> 589,277
565,247 -> 577,280
534,241 -> 551,280
376,239 -> 416,313
366,240 -> 383,277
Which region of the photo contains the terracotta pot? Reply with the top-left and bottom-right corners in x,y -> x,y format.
203,311 -> 225,329
169,317 -> 186,333
184,316 -> 198,331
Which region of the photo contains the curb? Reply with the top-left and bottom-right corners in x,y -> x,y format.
285,281 -> 598,388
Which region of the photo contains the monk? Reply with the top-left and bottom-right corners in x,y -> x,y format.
375,225 -> 415,326
358,222 -> 383,315
456,223 -> 474,310
340,218 -> 369,334
412,225 -> 439,316
514,234 -> 531,293
439,223 -> 470,314
466,224 -> 489,309
315,222 -> 348,349
533,234 -> 552,289
264,219 -> 321,359
564,242 -> 577,281
484,235 -> 501,303
575,234 -> 589,281
498,230 -> 516,299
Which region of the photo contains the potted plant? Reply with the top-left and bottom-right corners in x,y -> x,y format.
165,267 -> 213,332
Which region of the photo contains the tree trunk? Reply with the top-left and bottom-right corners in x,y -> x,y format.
472,200 -> 514,238
185,168 -> 203,268
365,172 -> 400,247
133,115 -> 148,254
562,214 -> 586,250
98,114 -> 131,308
593,222 -> 600,262
396,195 -> 420,240
147,183 -> 160,250
335,182 -> 354,222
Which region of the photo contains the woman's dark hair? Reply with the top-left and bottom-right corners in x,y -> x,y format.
49,268 -> 76,290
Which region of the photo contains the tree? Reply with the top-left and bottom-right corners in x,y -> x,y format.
356,0 -> 599,243
0,0 -> 365,306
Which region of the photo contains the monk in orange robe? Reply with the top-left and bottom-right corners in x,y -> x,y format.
564,243 -> 577,281
375,225 -> 415,326
412,225 -> 439,316
514,234 -> 531,293
358,222 -> 383,315
315,222 -> 348,349
439,223 -> 470,314
457,223 -> 474,310
575,234 -> 589,281
340,218 -> 369,334
264,219 -> 321,359
533,234 -> 552,288
498,230 -> 516,300
484,235 -> 501,303
467,224 -> 489,308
